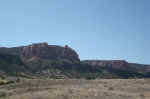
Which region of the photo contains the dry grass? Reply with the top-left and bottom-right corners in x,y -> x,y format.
0,79 -> 150,99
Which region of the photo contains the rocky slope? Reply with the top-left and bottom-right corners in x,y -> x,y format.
83,60 -> 150,73
0,42 -> 149,79
83,60 -> 150,78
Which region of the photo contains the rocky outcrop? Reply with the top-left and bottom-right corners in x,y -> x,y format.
83,60 -> 150,74
83,60 -> 128,68
0,42 -> 80,64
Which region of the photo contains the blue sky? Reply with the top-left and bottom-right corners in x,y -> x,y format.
0,0 -> 150,64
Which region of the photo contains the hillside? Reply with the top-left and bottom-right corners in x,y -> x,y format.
83,60 -> 150,78
0,42 -> 149,79
0,54 -> 25,76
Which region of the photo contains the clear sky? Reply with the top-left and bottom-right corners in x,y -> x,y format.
0,0 -> 150,64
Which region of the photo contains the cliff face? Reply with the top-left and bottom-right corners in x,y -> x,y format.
83,60 -> 128,68
0,43 -> 80,64
83,60 -> 150,74
19,43 -> 80,63
0,43 -> 80,73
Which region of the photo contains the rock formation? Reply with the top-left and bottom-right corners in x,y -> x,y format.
0,42 -> 150,79
0,42 -> 80,63
83,60 -> 150,75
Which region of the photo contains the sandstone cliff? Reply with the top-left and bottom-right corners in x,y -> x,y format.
0,43 -> 80,64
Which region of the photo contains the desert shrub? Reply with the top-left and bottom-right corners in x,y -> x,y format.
0,76 -> 5,80
0,92 -> 7,98
84,73 -> 97,80
0,80 -> 8,85
108,87 -> 114,91
139,94 -> 145,98
85,76 -> 96,80
0,80 -> 15,85
16,78 -> 20,82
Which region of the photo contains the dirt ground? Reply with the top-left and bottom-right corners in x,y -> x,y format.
0,79 -> 150,99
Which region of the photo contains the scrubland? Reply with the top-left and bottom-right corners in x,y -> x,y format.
0,79 -> 150,99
